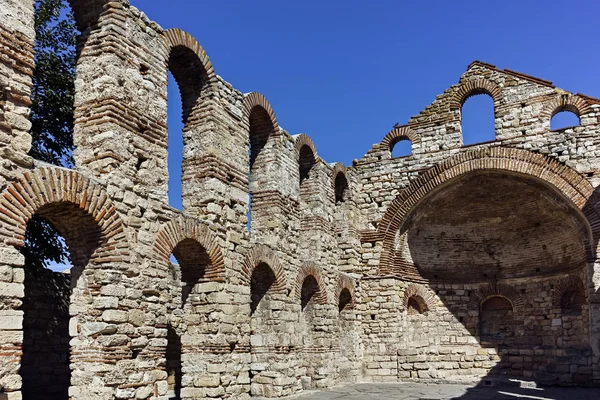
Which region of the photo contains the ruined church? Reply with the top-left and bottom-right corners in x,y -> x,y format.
1,1 -> 600,399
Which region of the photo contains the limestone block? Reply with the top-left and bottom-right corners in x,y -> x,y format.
102,310 -> 129,323
0,282 -> 23,298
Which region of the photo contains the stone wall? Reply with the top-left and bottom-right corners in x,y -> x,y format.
1,0 -> 600,399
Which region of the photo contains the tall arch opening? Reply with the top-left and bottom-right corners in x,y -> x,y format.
461,93 -> 495,145
167,70 -> 184,210
29,0 -> 79,167
166,42 -> 210,210
167,238 -> 210,399
393,170 -> 592,382
334,172 -> 349,204
248,106 -> 275,231
299,145 -> 317,199
20,202 -> 103,400
248,260 -> 289,396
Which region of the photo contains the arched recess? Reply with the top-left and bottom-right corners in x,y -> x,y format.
542,94 -> 593,130
295,134 -> 318,192
336,274 -> 355,312
472,284 -> 523,343
0,167 -> 128,399
332,163 -> 349,204
162,29 -> 217,209
403,283 -> 436,314
381,125 -> 419,159
479,295 -> 515,341
241,244 -> 287,295
243,93 -> 279,229
295,262 -> 328,307
469,283 -> 524,312
553,275 -> 587,316
376,147 -> 599,276
153,216 -> 225,282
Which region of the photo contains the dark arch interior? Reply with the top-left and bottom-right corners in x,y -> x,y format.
299,145 -> 316,186
301,275 -> 319,311
402,172 -> 589,283
461,93 -> 495,145
166,325 -> 182,400
406,296 -> 426,315
339,288 -> 352,312
250,262 -> 277,315
20,202 -> 103,400
171,238 -> 210,305
561,290 -> 585,316
335,172 -> 349,203
390,137 -> 412,158
249,106 -> 273,170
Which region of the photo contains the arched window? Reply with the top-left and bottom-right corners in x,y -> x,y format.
299,145 -> 317,187
551,110 -> 580,131
250,262 -> 277,315
461,93 -> 495,145
301,275 -> 319,311
480,296 -> 514,340
335,172 -> 349,203
167,71 -> 184,210
20,204 -> 102,399
561,290 -> 584,316
338,288 -> 352,312
406,296 -> 427,315
390,138 -> 412,158
166,39 -> 210,210
247,104 -> 275,231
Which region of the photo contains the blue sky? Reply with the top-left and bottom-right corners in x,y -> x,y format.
128,0 -> 598,209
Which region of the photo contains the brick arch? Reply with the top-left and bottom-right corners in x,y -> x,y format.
153,216 -> 225,281
332,162 -> 349,202
470,283 -> 524,312
335,274 -> 355,309
295,262 -> 328,305
163,28 -> 217,125
0,167 -> 128,259
450,78 -> 504,110
243,92 -> 279,137
376,147 -> 598,275
294,133 -> 318,158
381,125 -> 420,151
331,162 -> 347,179
541,93 -> 593,123
241,244 -> 287,294
403,283 -> 436,312
552,275 -> 587,308
66,0 -> 108,33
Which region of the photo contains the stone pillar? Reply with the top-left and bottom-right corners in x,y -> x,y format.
0,0 -> 34,167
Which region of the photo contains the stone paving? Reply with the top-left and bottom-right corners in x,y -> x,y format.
280,383 -> 600,399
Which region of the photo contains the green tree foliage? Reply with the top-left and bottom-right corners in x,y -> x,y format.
23,0 -> 77,270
